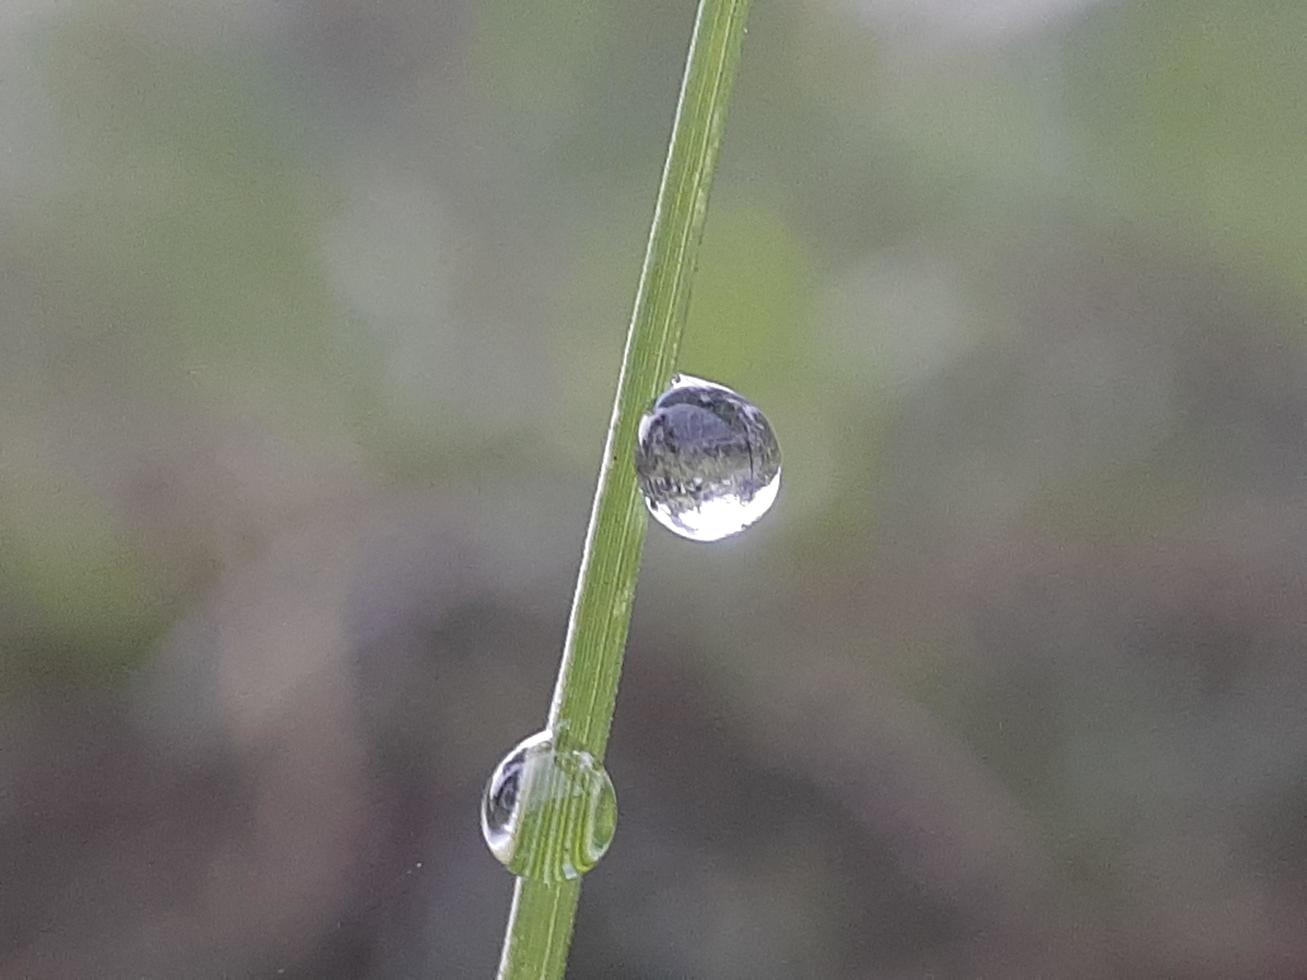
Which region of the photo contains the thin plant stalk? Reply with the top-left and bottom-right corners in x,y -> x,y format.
493,1 -> 753,976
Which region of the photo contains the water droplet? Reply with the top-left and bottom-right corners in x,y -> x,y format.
635,374 -> 781,542
481,731 -> 617,883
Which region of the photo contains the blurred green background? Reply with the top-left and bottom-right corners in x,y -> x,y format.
3,0 -> 1307,976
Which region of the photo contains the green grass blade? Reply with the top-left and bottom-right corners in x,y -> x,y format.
494,1 -> 753,976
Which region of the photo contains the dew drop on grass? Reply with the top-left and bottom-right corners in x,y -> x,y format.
635,374 -> 781,542
481,731 -> 617,883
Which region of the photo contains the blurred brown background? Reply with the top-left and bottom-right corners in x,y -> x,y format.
3,0 -> 1307,976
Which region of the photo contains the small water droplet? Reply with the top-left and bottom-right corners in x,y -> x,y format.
481,731 -> 617,883
635,374 -> 781,542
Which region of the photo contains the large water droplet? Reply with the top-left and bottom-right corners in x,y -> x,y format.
481,731 -> 617,883
635,374 -> 781,542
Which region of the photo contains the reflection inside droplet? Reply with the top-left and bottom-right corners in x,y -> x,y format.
634,374 -> 781,542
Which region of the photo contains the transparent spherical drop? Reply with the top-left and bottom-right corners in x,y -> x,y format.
635,374 -> 781,542
481,731 -> 617,883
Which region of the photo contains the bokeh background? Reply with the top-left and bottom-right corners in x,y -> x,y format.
3,0 -> 1307,976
